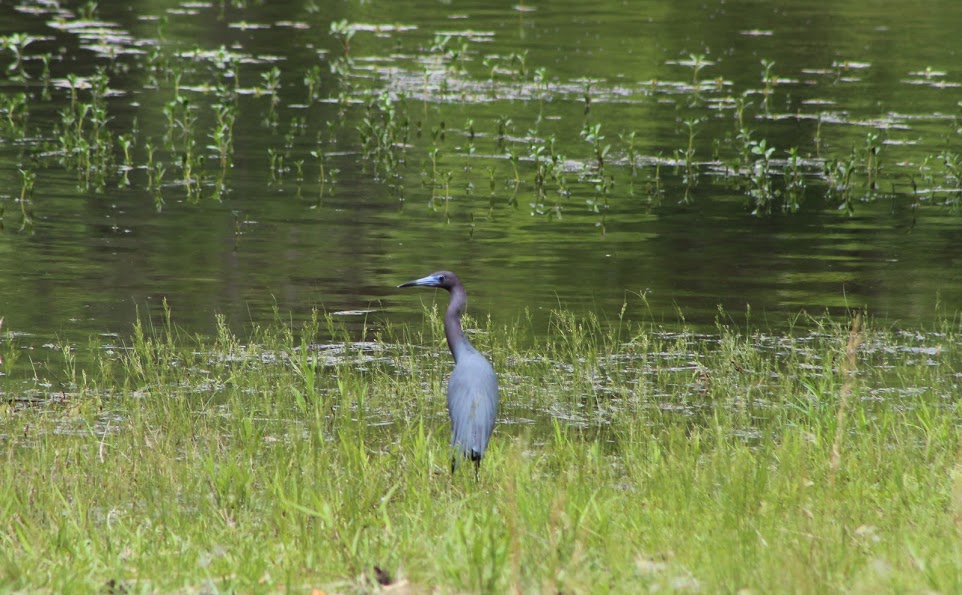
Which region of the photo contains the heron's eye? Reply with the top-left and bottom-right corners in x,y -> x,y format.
438,275 -> 445,282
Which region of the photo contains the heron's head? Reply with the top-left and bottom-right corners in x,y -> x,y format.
398,271 -> 459,291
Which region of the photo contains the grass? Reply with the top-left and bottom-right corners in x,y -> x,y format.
1,305 -> 962,592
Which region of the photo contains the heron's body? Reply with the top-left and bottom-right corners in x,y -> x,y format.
399,271 -> 499,475
447,339 -> 498,463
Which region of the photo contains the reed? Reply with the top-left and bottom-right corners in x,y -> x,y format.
2,307 -> 961,591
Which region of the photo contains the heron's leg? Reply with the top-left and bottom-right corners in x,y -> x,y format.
473,457 -> 480,481
450,454 -> 456,474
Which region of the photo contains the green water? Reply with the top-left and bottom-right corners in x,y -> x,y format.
2,0 -> 962,369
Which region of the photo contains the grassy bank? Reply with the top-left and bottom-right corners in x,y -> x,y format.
2,307 -> 961,592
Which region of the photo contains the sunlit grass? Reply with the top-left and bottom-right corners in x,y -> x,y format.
1,306 -> 961,591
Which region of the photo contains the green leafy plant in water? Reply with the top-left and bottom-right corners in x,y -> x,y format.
311,136 -> 331,203
864,132 -> 882,192
163,95 -> 195,147
38,52 -> 51,99
211,102 -> 236,172
0,319 -> 19,374
913,155 -> 935,196
329,55 -> 354,85
733,92 -> 752,132
52,68 -> 114,192
117,133 -> 134,187
179,135 -> 204,202
144,45 -> 170,86
506,147 -> 520,186
0,92 -> 28,138
118,133 -> 134,166
686,53 -> 711,85
268,147 -> 286,186
448,38 -> 470,73
330,20 -> 355,56
433,33 -> 470,75
956,100 -> 962,136
464,118 -> 476,156
294,159 -> 305,184
681,118 -> 701,186
496,115 -> 512,151
283,117 -> 305,154
509,50 -> 529,80
259,66 -> 282,104
145,141 -> 157,187
78,0 -> 98,20
0,33 -> 34,79
580,122 -> 610,171
86,68 -> 113,190
431,34 -> 452,55
643,151 -> 664,202
940,150 -> 962,206
425,161 -> 453,214
734,127 -> 755,169
530,143 -> 548,198
18,167 -> 35,232
160,93 -> 204,200
814,112 -> 824,157
304,64 -> 323,103
584,174 -> 613,234
144,141 -> 166,211
484,165 -> 498,194
482,55 -> 499,83
256,67 -> 282,129
534,67 -> 550,98
422,145 -> 443,195
760,59 -> 776,112
212,70 -> 240,108
823,149 -> 858,214
747,138 -> 779,214
783,146 -> 805,212
620,130 -> 639,176
431,120 -> 446,144
56,98 -> 90,166
545,135 -> 570,198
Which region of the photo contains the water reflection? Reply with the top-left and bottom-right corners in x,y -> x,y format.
0,0 -> 961,363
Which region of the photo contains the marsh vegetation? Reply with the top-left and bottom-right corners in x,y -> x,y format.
2,1 -> 962,590
0,1 -> 961,337
3,307 -> 962,591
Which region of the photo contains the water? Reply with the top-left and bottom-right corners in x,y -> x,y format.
2,0 -> 962,372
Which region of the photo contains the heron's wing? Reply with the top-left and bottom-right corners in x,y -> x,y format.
447,355 -> 499,457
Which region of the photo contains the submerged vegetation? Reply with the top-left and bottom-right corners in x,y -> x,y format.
2,4 -> 962,590
2,306 -> 962,591
0,3 -> 962,232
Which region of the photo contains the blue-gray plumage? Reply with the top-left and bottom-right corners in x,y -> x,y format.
399,271 -> 499,477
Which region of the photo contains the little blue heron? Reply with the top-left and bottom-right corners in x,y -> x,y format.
399,271 -> 499,476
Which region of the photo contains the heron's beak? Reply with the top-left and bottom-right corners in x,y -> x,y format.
398,274 -> 442,288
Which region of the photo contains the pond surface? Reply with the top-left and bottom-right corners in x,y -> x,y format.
2,0 -> 962,372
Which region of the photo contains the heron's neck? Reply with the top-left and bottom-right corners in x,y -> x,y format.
445,284 -> 470,362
